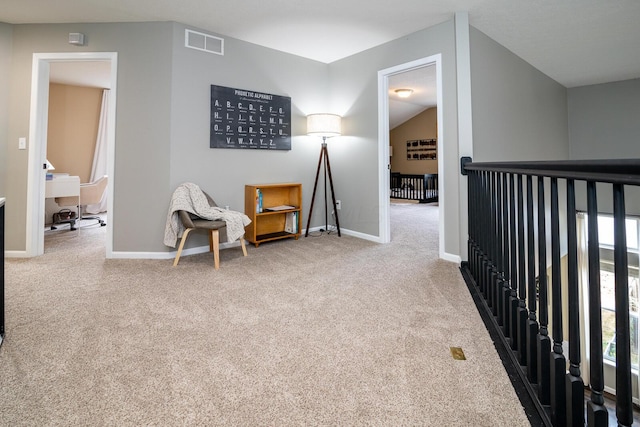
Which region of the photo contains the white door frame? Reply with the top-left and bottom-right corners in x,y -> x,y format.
26,52 -> 117,257
377,54 -> 444,257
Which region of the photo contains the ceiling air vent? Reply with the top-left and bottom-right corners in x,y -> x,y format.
185,29 -> 224,56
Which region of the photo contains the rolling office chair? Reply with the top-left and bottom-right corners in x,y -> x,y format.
55,175 -> 108,227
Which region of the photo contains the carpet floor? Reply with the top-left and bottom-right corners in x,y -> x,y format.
0,204 -> 530,426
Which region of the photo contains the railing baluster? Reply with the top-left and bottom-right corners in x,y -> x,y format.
586,180 -> 608,426
480,172 -> 489,301
496,172 -> 505,326
613,183 -> 632,427
509,173 -> 519,351
477,171 -> 485,294
422,175 -> 426,200
468,171 -> 477,283
479,170 -> 487,294
473,171 -> 481,286
485,171 -> 493,301
476,171 -> 483,286
493,172 -> 501,316
565,179 -> 584,427
489,171 -> 497,314
502,172 -> 511,337
459,158 -> 640,427
526,175 -> 538,383
434,175 -> 438,200
537,176 -> 551,405
549,177 -> 566,426
517,174 -> 528,366
391,173 -> 439,202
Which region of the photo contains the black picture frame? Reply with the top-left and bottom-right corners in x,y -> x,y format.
406,139 -> 437,160
210,85 -> 291,150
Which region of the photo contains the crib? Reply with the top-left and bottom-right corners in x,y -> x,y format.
390,173 -> 438,203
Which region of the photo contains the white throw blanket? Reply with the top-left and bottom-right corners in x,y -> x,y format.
164,182 -> 251,247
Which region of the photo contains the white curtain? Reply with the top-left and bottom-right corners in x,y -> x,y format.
86,89 -> 109,214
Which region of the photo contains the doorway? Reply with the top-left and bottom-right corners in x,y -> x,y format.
26,52 -> 117,258
377,55 -> 444,256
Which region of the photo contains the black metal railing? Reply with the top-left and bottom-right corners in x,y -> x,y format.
460,158 -> 640,427
390,173 -> 438,203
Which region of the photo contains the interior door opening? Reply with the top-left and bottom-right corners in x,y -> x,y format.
378,55 -> 444,256
27,52 -> 117,258
387,64 -> 439,242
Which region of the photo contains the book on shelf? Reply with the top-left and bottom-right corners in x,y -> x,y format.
284,211 -> 298,234
264,205 -> 296,212
256,188 -> 263,213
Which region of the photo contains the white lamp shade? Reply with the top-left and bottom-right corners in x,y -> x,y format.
307,113 -> 342,137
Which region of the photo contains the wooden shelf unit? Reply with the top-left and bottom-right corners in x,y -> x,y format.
244,183 -> 302,247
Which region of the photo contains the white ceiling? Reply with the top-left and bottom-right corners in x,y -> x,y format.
388,66 -> 437,129
3,0 -> 640,88
4,1 -> 639,127
49,61 -> 111,89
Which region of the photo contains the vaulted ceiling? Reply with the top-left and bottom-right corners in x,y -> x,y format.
3,0 -> 639,88
5,1 -> 639,127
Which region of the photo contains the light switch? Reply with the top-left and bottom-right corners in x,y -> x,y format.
18,137 -> 26,150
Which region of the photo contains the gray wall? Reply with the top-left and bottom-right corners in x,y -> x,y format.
3,19 -> 465,257
3,19 -> 588,259
4,22 -> 174,252
328,20 -> 461,257
0,23 -> 11,198
469,26 -> 571,259
3,21 -> 331,253
568,78 -> 640,160
568,78 -> 640,216
166,22 -> 330,252
469,27 -> 569,162
2,21 -> 333,254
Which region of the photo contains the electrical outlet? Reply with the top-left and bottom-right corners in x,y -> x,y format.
336,200 -> 341,210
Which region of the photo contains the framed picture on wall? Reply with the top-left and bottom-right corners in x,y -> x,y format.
210,85 -> 291,150
406,139 -> 436,160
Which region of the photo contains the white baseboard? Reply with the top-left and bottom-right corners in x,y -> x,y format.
5,250 -> 28,258
341,228 -> 381,243
304,226 -> 381,243
8,230 -> 461,264
113,231 -> 459,260
110,240 -> 245,260
441,252 -> 462,264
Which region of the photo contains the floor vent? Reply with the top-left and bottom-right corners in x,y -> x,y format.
185,29 -> 224,56
450,347 -> 466,360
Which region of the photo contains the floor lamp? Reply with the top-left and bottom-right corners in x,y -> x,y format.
305,113 -> 342,237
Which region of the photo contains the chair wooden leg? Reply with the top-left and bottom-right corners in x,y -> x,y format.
173,228 -> 193,266
211,229 -> 220,270
208,231 -> 214,252
240,238 -> 247,257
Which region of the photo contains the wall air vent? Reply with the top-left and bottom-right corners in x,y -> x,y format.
185,29 -> 224,56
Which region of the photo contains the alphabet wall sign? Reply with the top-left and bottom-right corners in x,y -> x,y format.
210,85 -> 291,150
